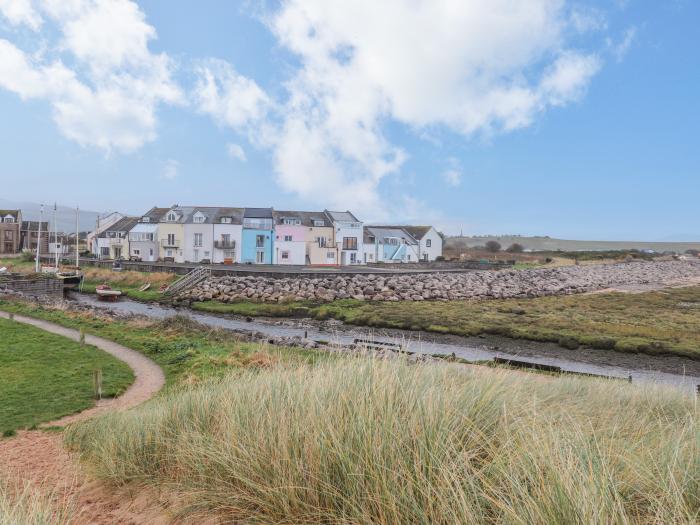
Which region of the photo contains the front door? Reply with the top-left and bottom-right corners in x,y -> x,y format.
256,250 -> 265,264
193,249 -> 199,263
114,247 -> 122,259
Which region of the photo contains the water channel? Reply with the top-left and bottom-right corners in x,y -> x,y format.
73,294 -> 700,393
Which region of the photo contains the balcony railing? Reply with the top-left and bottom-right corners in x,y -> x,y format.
160,238 -> 180,248
214,240 -> 236,249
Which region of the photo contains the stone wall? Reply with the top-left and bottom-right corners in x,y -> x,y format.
179,260 -> 700,304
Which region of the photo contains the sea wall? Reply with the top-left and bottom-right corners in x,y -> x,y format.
179,260 -> 700,304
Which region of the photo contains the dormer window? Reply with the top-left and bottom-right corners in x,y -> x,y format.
283,218 -> 301,225
167,212 -> 177,222
142,217 -> 150,223
220,217 -> 232,224
193,212 -> 205,224
3,215 -> 14,223
313,220 -> 325,227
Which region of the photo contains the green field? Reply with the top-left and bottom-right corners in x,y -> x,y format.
0,317 -> 134,434
192,285 -> 700,359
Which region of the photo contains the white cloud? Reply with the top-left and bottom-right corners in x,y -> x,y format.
0,0 -> 42,29
193,59 -> 270,132
249,0 -> 604,215
161,159 -> 179,180
0,0 -> 182,153
569,6 -> 607,33
443,169 -> 462,188
226,142 -> 247,162
607,27 -> 637,62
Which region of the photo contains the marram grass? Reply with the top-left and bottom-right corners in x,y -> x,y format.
66,358 -> 699,524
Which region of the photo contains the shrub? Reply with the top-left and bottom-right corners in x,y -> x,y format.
506,243 -> 524,253
485,240 -> 502,253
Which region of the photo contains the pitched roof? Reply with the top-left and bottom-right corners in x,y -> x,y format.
273,210 -> 331,227
0,210 -> 20,220
364,226 -> 418,245
369,225 -> 433,240
325,210 -> 360,222
21,221 -> 48,231
98,216 -> 140,236
141,207 -> 169,222
244,207 -> 273,219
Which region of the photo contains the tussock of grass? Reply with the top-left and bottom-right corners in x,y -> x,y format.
0,478 -> 73,525
66,358 -> 699,524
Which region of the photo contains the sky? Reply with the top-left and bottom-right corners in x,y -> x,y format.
0,0 -> 698,240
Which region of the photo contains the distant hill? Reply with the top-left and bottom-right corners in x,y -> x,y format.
0,199 -> 118,233
447,235 -> 700,254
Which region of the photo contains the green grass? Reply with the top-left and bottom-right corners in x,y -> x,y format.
0,317 -> 134,434
65,358 -> 700,524
0,299 -> 328,389
193,286 -> 700,359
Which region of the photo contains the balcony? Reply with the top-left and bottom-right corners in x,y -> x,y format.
214,240 -> 236,249
160,238 -> 180,248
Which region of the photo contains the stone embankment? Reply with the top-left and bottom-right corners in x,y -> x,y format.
179,260 -> 700,304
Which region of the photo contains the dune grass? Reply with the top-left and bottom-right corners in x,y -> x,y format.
66,357 -> 699,524
0,478 -> 73,525
0,317 -> 134,434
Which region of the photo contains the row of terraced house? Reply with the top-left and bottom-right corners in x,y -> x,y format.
89,206 -> 443,265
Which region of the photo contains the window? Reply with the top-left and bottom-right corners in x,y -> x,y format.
283,218 -> 300,225
426,239 -> 432,248
368,236 -> 375,243
281,251 -> 289,260
315,236 -> 327,247
350,252 -> 357,263
194,233 -> 203,247
193,214 -> 205,223
313,220 -> 325,227
327,251 -> 335,259
3,216 -> 14,223
387,237 -> 398,245
223,249 -> 235,258
284,235 -> 293,242
167,212 -> 177,222
256,235 -> 265,248
100,247 -> 110,256
167,233 -> 176,246
150,249 -> 154,256
142,217 -> 150,223
343,237 -> 358,250
350,222 -> 361,229
220,217 -> 232,224
133,249 -> 140,255
243,218 -> 273,229
3,231 -> 12,241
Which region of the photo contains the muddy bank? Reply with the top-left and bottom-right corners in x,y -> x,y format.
71,294 -> 700,390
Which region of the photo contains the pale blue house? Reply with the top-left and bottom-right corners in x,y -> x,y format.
241,207 -> 274,264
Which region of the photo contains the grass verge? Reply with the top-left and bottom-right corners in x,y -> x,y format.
0,299 -> 327,389
65,358 -> 700,524
0,317 -> 133,434
194,285 -> 700,359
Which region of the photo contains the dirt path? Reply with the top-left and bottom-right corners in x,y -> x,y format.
0,312 -> 169,524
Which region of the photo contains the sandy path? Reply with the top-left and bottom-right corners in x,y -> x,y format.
0,311 -> 169,524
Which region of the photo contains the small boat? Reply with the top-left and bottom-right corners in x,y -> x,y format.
96,284 -> 122,301
138,282 -> 151,292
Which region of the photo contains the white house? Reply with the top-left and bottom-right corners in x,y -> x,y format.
366,225 -> 443,261
325,210 -> 363,265
363,227 -> 419,263
183,209 -> 216,263
272,211 -> 308,265
212,208 -> 243,264
88,211 -> 124,256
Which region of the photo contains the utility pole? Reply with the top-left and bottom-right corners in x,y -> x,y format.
75,206 -> 80,269
35,204 -> 43,272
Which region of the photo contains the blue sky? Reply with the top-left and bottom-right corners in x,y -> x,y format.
0,1 -> 697,240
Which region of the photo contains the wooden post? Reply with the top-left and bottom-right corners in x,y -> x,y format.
79,328 -> 85,346
93,369 -> 103,400
8,312 -> 13,321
